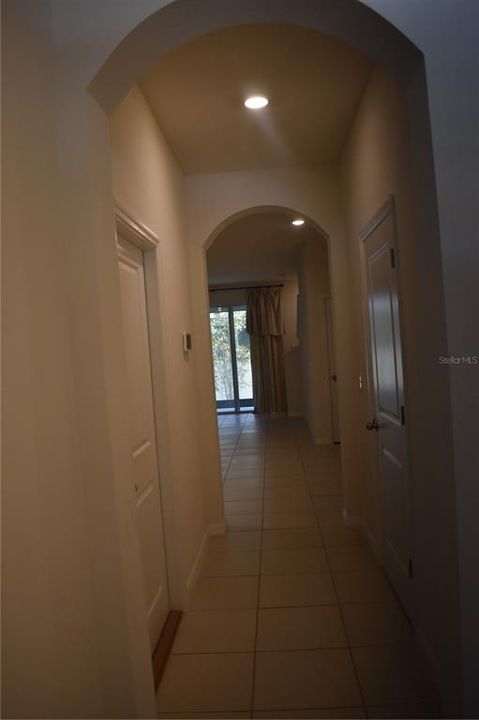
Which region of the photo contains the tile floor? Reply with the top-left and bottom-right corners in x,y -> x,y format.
157,415 -> 439,719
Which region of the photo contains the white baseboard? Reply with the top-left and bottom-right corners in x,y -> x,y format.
185,531 -> 210,597
415,626 -> 441,695
342,508 -> 382,562
185,522 -> 227,602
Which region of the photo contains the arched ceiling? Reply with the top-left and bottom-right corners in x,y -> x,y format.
207,210 -> 323,286
139,24 -> 372,174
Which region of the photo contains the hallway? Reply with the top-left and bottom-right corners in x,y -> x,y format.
157,416 -> 438,719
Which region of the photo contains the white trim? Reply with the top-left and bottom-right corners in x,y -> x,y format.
359,196 -> 395,243
186,531 -> 209,598
415,626 -> 441,692
185,523 -> 226,606
115,203 -> 159,250
342,508 -> 382,563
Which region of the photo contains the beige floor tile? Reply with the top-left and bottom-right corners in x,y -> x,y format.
157,653 -> 254,713
224,477 -> 264,489
264,475 -> 307,488
253,708 -> 365,718
321,520 -> 366,548
235,448 -> 265,457
342,602 -> 414,647
226,469 -> 264,480
312,495 -> 343,522
308,476 -> 342,496
352,645 -> 438,705
261,547 -> 328,575
262,527 -> 323,550
264,495 -> 314,513
327,546 -> 378,574
257,605 -> 347,650
265,467 -> 304,479
159,713 -> 251,719
253,649 -> 362,710
227,514 -> 263,532
208,531 -> 261,552
225,500 -> 263,516
224,487 -> 264,501
173,609 -> 257,653
188,576 -> 259,610
263,512 -> 317,530
202,549 -> 260,576
230,460 -> 265,471
264,486 -> 311,501
334,569 -> 396,604
366,702 -> 440,718
259,572 -> 337,607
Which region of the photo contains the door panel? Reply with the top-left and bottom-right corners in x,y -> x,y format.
362,203 -> 413,615
117,234 -> 169,651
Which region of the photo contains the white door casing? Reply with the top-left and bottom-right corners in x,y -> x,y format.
117,232 -> 170,651
360,198 -> 414,617
324,297 -> 340,444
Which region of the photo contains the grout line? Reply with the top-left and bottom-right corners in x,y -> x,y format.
247,414 -> 267,716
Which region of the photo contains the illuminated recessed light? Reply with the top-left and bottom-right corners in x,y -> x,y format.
244,95 -> 269,110
292,218 -> 305,226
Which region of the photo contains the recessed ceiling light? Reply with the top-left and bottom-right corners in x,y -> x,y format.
292,218 -> 305,226
244,95 -> 269,110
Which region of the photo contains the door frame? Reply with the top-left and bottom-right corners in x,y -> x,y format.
358,196 -> 415,613
324,296 -> 340,444
115,204 -> 180,609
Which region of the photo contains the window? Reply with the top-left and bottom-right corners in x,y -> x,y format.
209,305 -> 253,412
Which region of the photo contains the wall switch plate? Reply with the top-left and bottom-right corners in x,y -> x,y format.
183,332 -> 192,352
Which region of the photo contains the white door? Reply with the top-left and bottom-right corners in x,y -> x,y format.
324,297 -> 340,443
117,234 -> 169,651
361,202 -> 413,615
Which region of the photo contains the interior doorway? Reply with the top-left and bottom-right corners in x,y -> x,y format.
360,199 -> 413,618
209,305 -> 254,413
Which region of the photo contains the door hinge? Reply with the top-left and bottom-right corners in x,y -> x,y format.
400,405 -> 406,425
408,557 -> 413,579
390,247 -> 396,268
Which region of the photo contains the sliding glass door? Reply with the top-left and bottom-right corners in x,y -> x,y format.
210,306 -> 253,412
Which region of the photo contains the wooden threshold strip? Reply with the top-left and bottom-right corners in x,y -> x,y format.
152,610 -> 183,690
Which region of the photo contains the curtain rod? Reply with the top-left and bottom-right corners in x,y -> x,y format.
209,283 -> 284,292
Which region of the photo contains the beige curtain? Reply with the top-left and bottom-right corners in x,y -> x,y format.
246,287 -> 288,414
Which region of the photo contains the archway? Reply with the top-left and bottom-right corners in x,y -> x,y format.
98,5 -> 462,716
204,206 -> 334,437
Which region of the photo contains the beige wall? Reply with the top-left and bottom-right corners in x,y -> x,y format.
298,240 -> 333,442
340,65 -> 461,707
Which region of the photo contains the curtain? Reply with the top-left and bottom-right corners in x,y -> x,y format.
246,287 -> 288,414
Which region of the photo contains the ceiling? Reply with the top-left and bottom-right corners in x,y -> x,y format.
206,211 -> 322,286
140,24 -> 372,175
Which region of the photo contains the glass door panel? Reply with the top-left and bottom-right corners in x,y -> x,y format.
233,309 -> 253,406
210,309 -> 235,410
210,305 -> 254,412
